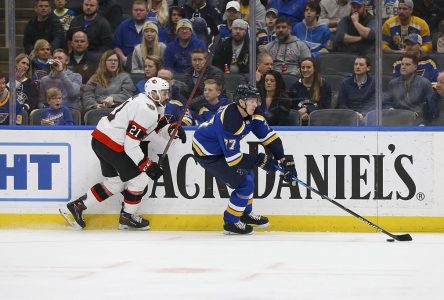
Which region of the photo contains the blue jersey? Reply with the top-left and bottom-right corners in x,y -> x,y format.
39,106 -> 73,125
0,91 -> 24,125
193,96 -> 230,125
392,56 -> 440,83
192,103 -> 284,169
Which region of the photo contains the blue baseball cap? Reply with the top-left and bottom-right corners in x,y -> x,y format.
350,0 -> 365,5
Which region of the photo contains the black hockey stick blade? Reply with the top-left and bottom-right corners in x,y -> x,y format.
275,165 -> 412,242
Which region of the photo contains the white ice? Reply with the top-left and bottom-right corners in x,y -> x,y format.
1,230 -> 443,300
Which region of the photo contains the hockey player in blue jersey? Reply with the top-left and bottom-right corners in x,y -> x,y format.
192,84 -> 298,234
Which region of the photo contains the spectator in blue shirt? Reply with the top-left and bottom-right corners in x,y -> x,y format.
337,55 -> 375,121
39,87 -> 74,125
113,0 -> 148,68
163,19 -> 207,74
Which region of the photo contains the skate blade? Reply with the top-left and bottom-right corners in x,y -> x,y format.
251,222 -> 270,229
223,230 -> 254,235
58,208 -> 82,230
118,224 -> 150,231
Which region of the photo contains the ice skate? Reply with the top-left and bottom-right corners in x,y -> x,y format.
240,213 -> 270,228
119,208 -> 150,231
223,220 -> 253,235
59,194 -> 87,229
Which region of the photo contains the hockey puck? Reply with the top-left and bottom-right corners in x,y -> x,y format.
386,239 -> 395,242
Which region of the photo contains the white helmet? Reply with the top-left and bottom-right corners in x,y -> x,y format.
144,77 -> 169,105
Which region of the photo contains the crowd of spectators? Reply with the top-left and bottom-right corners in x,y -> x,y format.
2,0 -> 444,126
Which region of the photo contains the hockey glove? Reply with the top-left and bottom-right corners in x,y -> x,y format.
256,153 -> 277,173
279,157 -> 297,184
138,158 -> 163,181
168,122 -> 187,143
154,116 -> 169,133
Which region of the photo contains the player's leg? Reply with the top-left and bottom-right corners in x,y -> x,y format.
118,172 -> 150,230
63,139 -> 135,228
239,170 -> 270,228
194,155 -> 253,234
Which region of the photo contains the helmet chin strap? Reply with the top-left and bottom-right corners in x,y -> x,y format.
237,99 -> 252,116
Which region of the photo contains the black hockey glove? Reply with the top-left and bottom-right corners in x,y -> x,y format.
256,153 -> 277,173
154,116 -> 169,133
279,157 -> 297,185
168,122 -> 187,143
138,158 -> 164,181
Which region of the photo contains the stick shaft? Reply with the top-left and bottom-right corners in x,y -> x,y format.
158,51 -> 214,166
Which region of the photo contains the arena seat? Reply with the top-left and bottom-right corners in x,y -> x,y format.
83,108 -> 114,125
365,109 -> 417,126
308,109 -> 359,126
315,53 -> 355,76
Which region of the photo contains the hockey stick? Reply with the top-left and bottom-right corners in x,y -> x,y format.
276,166 -> 413,242
158,49 -> 215,167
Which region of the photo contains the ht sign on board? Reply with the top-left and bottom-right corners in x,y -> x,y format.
0,143 -> 71,201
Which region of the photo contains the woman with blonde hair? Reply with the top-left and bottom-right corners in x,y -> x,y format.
83,50 -> 135,111
148,0 -> 169,26
131,21 -> 166,73
147,0 -> 169,42
30,39 -> 53,85
11,53 -> 38,111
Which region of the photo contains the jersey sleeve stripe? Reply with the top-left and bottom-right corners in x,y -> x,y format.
259,132 -> 279,146
129,120 -> 148,133
192,139 -> 214,156
91,129 -> 124,152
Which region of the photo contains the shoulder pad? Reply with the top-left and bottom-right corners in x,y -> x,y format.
222,104 -> 244,135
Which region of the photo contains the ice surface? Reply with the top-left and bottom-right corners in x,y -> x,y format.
0,230 -> 443,300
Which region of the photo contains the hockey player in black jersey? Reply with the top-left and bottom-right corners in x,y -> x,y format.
192,84 -> 298,234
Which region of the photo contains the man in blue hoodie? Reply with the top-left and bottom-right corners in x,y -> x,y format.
293,2 -> 332,57
163,19 -> 207,74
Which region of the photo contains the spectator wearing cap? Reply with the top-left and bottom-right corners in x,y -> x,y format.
263,17 -> 311,77
213,19 -> 250,74
218,1 -> 242,40
293,2 -> 332,57
267,0 -> 307,28
319,0 -> 351,34
131,22 -> 167,74
163,19 -> 207,74
382,0 -> 432,53
335,0 -> 375,54
392,33 -> 440,83
112,0 -> 148,68
257,8 -> 278,52
147,0 -> 169,43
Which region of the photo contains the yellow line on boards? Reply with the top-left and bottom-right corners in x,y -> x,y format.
0,214 -> 444,232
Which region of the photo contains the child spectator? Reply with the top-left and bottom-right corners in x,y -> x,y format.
188,79 -> 230,125
0,71 -> 24,125
257,8 -> 278,52
52,0 -> 76,33
40,87 -> 74,125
